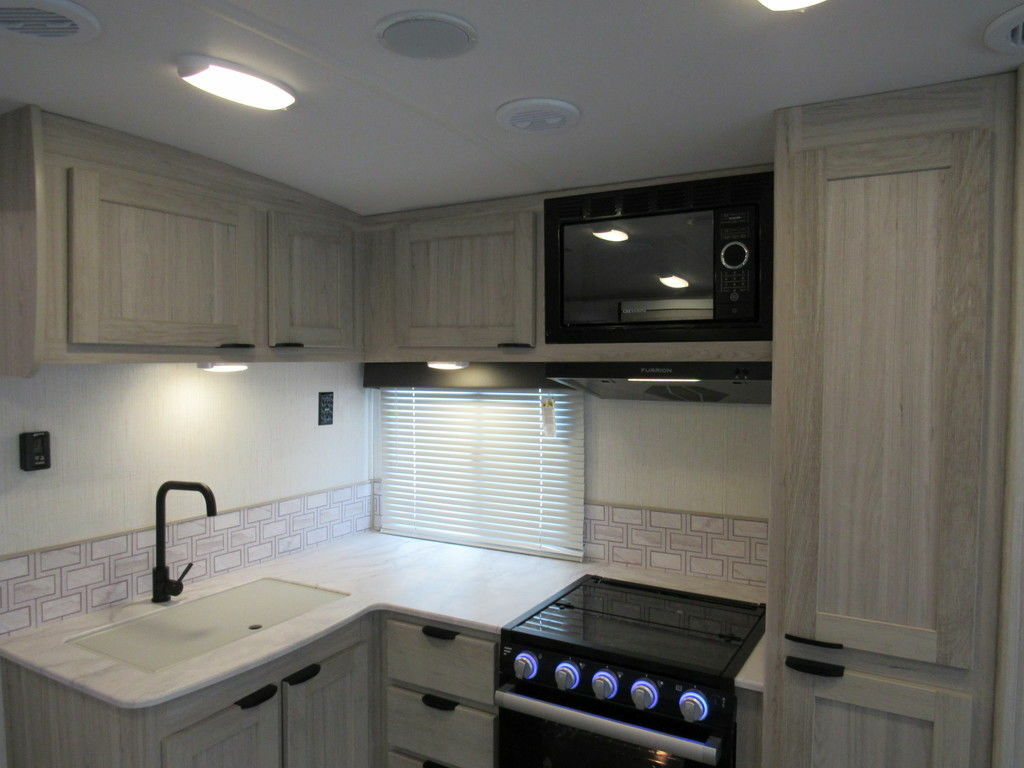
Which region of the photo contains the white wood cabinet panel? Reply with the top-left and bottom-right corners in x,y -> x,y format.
385,619 -> 495,706
161,691 -> 280,768
386,685 -> 494,768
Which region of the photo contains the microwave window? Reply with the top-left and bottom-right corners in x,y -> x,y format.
561,210 -> 715,326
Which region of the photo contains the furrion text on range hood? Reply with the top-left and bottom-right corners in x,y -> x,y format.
545,362 -> 771,404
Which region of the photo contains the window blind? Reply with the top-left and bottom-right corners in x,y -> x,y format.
378,388 -> 585,560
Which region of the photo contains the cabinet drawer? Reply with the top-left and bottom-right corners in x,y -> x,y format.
387,686 -> 494,768
385,619 -> 495,705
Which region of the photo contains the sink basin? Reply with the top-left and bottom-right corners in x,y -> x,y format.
70,578 -> 348,672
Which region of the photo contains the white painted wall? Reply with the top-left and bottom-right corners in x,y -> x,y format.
0,363 -> 369,556
584,398 -> 771,519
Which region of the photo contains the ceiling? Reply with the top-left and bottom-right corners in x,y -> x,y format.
1,0 -> 1021,215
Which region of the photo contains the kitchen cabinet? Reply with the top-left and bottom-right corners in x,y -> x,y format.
269,211 -> 359,351
68,165 -> 258,347
392,212 -> 535,349
162,688 -> 280,768
764,75 -> 1014,767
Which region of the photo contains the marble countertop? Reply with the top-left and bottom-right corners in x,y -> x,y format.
0,531 -> 766,708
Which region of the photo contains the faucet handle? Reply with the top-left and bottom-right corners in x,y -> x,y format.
167,562 -> 194,597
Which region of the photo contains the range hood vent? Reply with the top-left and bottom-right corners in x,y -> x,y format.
545,362 -> 771,404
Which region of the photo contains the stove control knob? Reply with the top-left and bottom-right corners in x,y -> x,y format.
513,652 -> 539,680
630,679 -> 659,710
591,670 -> 619,700
554,662 -> 581,691
679,690 -> 710,722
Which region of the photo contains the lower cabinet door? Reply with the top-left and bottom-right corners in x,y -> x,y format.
775,667 -> 973,768
161,689 -> 281,768
282,642 -> 370,768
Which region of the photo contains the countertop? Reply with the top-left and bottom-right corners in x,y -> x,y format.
0,531 -> 767,708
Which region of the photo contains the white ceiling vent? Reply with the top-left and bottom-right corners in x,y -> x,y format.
0,0 -> 100,41
496,98 -> 581,134
985,4 -> 1024,55
376,11 -> 476,59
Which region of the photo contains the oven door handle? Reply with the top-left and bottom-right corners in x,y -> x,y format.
495,689 -> 723,766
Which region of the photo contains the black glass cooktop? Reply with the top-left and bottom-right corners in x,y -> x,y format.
506,576 -> 765,681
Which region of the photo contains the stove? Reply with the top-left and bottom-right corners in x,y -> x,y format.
495,575 -> 765,767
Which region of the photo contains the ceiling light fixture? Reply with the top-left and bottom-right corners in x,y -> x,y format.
197,362 -> 248,373
757,0 -> 829,10
427,361 -> 469,370
659,275 -> 690,289
593,229 -> 628,242
177,55 -> 295,111
376,11 -> 476,59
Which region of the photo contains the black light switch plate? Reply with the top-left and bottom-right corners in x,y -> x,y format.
19,431 -> 51,471
318,392 -> 334,426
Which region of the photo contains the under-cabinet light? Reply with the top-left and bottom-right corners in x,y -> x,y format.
627,378 -> 701,383
757,0 -> 829,10
177,55 -> 296,111
592,229 -> 629,242
427,361 -> 470,370
659,275 -> 690,289
197,363 -> 249,373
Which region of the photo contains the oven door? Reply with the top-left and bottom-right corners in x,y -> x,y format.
496,688 -> 728,768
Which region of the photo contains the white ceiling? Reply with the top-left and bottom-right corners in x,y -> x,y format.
1,0 -> 1021,215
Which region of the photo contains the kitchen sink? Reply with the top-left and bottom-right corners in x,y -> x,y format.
69,578 -> 348,672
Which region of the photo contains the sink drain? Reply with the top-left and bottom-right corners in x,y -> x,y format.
248,624 -> 262,630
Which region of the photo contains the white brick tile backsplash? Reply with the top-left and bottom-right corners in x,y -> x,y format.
0,481 -> 375,638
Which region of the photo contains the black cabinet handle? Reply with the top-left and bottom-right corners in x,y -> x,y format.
234,684 -> 278,709
423,762 -> 447,768
421,625 -> 460,641
218,343 -> 255,348
272,342 -> 305,348
282,663 -> 321,686
497,342 -> 534,349
785,633 -> 844,650
785,656 -> 845,678
421,694 -> 458,711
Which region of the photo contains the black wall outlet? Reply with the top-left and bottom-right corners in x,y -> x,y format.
318,392 -> 334,426
20,431 -> 51,471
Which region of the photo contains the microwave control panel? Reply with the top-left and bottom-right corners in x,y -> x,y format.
713,207 -> 757,321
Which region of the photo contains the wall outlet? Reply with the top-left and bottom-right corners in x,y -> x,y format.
318,392 -> 334,426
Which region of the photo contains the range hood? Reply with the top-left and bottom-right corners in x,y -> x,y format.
545,362 -> 771,404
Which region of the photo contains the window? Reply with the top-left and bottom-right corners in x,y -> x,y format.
378,388 -> 585,560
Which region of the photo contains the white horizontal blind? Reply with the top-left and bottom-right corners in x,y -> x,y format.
379,388 -> 585,560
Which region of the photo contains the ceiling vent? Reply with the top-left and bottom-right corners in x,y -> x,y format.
496,98 -> 581,134
985,4 -> 1024,55
0,0 -> 100,41
376,11 -> 476,59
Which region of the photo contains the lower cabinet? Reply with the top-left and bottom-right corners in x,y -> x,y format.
162,690 -> 281,768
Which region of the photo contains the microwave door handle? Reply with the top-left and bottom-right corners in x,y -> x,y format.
495,689 -> 722,766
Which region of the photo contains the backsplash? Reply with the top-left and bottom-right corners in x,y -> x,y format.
0,481 -> 379,637
583,503 -> 768,587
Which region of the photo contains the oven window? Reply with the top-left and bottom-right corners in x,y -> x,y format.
561,211 -> 715,327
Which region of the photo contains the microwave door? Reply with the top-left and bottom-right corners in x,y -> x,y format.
618,298 -> 714,322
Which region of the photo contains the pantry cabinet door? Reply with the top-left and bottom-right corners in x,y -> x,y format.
393,212 -> 535,348
268,211 -> 358,350
68,166 -> 258,347
162,694 -> 280,768
282,641 -> 369,768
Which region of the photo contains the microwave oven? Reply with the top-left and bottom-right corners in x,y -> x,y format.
544,171 -> 772,344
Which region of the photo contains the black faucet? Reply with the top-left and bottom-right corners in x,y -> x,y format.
152,481 -> 217,603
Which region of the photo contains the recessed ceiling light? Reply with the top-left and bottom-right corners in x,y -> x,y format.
427,361 -> 470,370
659,275 -> 689,289
177,55 -> 295,111
593,229 -> 628,242
376,11 -> 476,59
757,0 -> 829,10
197,362 -> 248,373
496,98 -> 581,134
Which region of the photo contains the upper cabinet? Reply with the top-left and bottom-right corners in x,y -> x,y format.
392,212 -> 535,349
764,75 -> 1014,768
68,166 -> 258,347
269,211 -> 358,351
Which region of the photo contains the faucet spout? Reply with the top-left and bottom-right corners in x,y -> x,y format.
153,481 -> 217,603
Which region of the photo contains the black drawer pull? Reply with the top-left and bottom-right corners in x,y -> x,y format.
272,342 -> 305,348
423,762 -> 447,768
234,684 -> 278,709
421,694 -> 458,711
218,343 -> 255,348
282,663 -> 321,686
497,342 -> 534,349
785,633 -> 844,650
785,656 -> 845,678
422,625 -> 460,641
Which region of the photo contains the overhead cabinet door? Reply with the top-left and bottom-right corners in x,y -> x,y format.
269,211 -> 358,350
393,212 -> 535,348
68,166 -> 257,347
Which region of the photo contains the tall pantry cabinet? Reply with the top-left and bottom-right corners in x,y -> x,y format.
764,75 -> 1014,767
